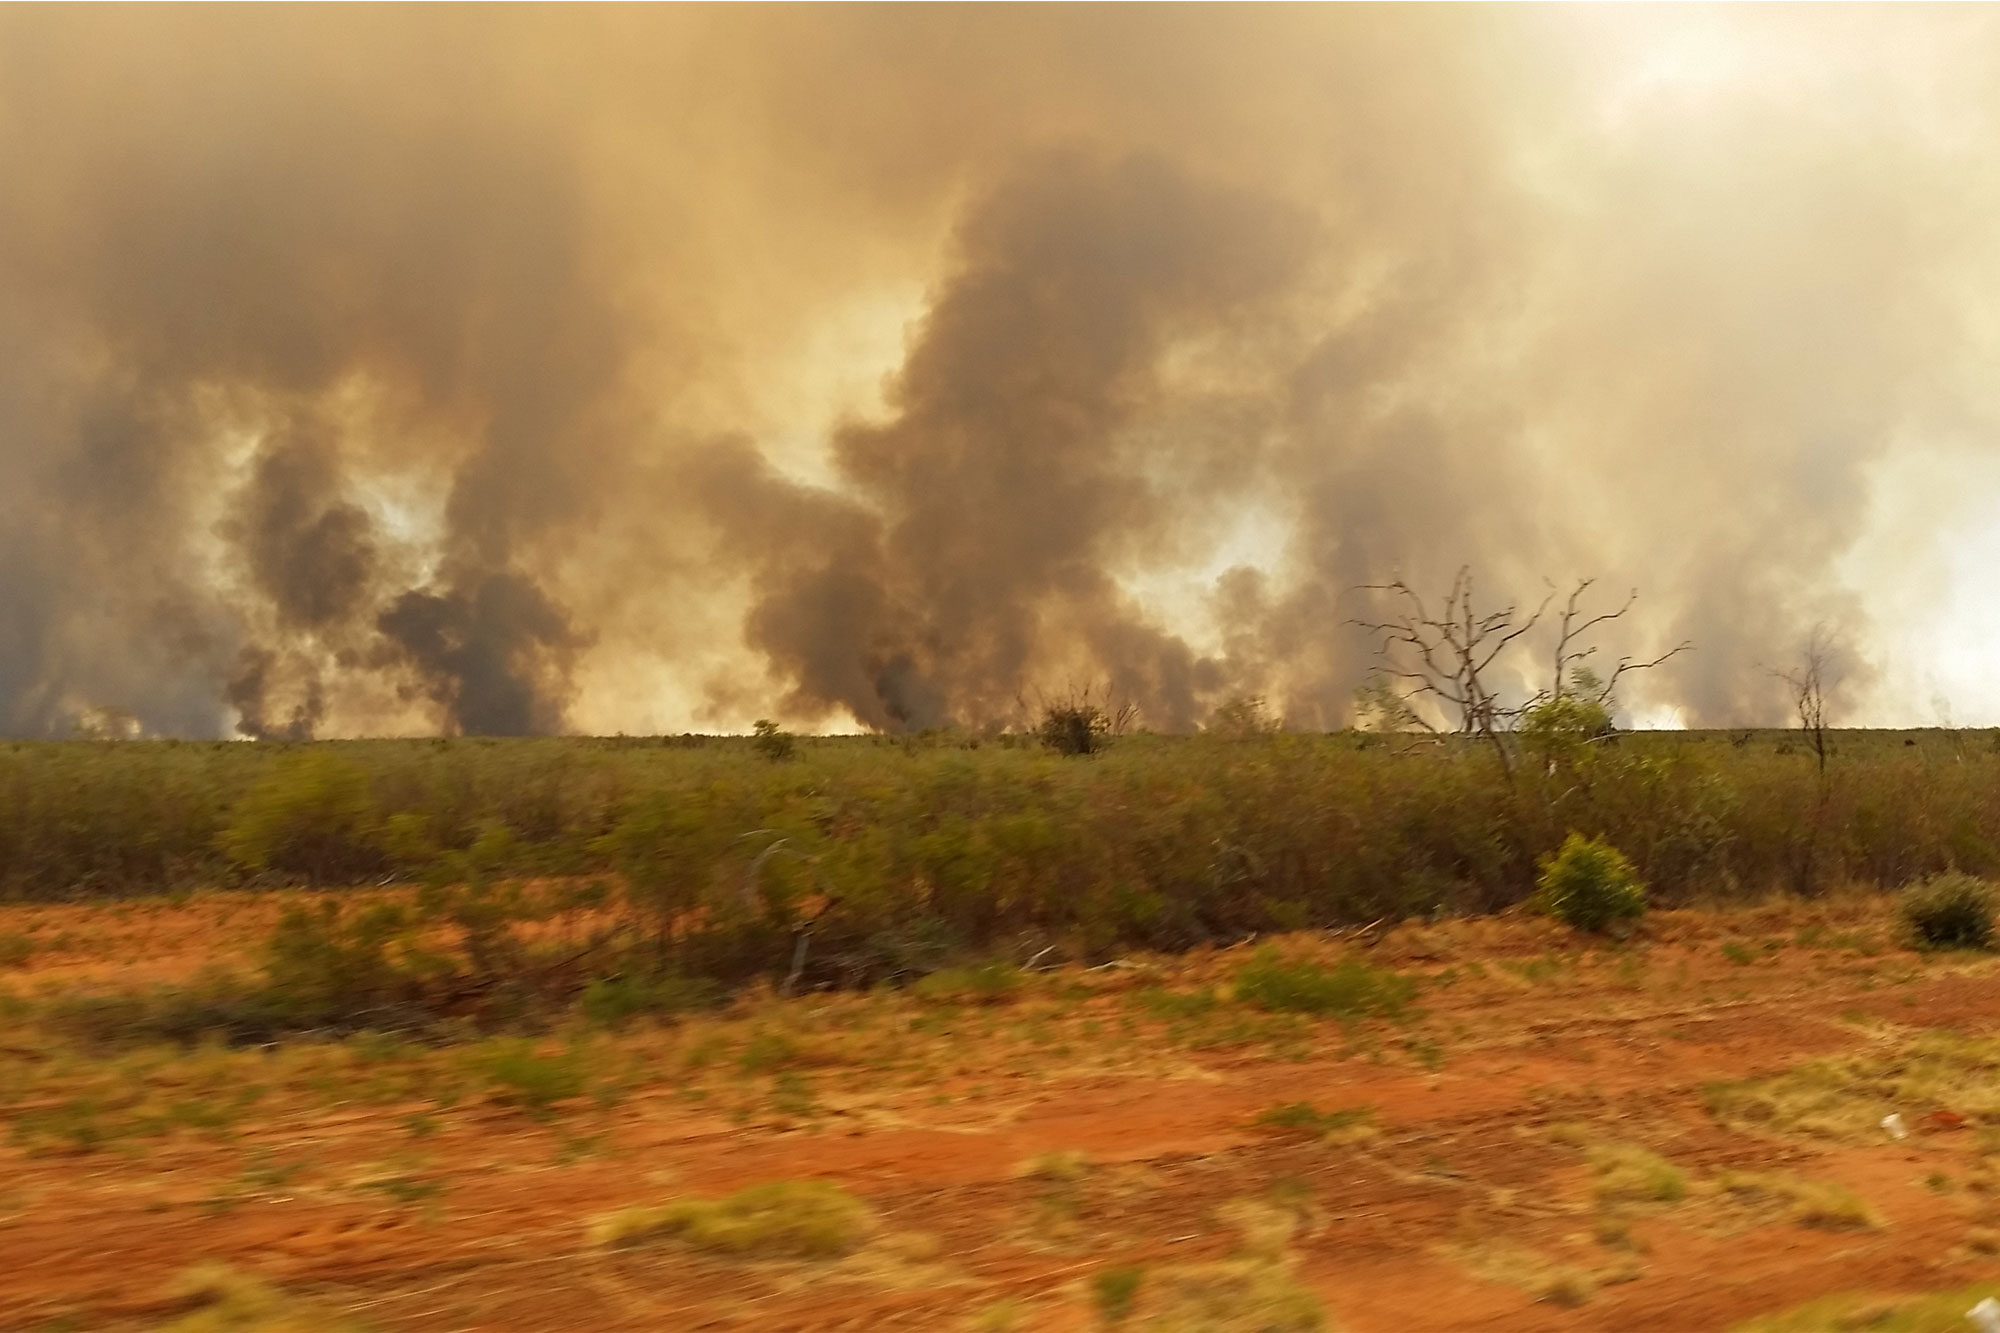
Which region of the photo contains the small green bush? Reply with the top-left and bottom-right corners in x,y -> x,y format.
751,719 -> 797,762
1233,949 -> 1416,1021
1534,833 -> 1646,932
262,900 -> 425,1027
1092,1264 -> 1146,1324
1899,872 -> 1995,950
471,1039 -> 589,1113
737,1029 -> 801,1074
580,970 -> 716,1028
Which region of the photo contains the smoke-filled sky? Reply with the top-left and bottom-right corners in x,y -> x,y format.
5,5 -> 2000,737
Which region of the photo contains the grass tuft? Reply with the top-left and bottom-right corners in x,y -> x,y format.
1130,1258 -> 1327,1331
1587,1143 -> 1687,1204
1705,1029 -> 2000,1142
1017,1150 -> 1093,1182
161,1263 -> 369,1332
1252,1102 -> 1377,1144
1233,949 -> 1416,1022
1729,1283 -> 2000,1332
1716,1171 -> 1882,1230
589,1180 -> 873,1258
1092,1264 -> 1146,1325
469,1039 -> 588,1114
914,962 -> 1023,1005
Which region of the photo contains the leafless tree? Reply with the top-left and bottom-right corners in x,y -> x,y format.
1353,567 -> 1551,777
1535,578 -> 1692,709
1772,627 -> 1834,780
1354,569 -> 1690,778
1767,627 -> 1840,893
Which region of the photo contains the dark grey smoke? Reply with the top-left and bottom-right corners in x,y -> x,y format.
224,433 -> 378,633
699,152 -> 1309,731
227,646 -> 324,742
0,8 -> 625,735
377,572 -> 583,737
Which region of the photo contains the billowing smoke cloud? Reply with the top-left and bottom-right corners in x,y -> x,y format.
4,7 -> 2000,735
377,573 -> 583,737
696,153 -> 1310,730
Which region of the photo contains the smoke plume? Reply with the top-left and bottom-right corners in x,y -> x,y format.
4,7 -> 2000,735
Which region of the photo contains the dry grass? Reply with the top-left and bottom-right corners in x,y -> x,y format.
588,1180 -> 874,1258
1016,1149 -> 1093,1182
1587,1143 -> 1688,1205
1730,1283 -> 2000,1332
1705,1029 -> 2000,1142
1451,1241 -> 1604,1308
160,1264 -> 368,1332
1108,1199 -> 1328,1331
1131,1258 -> 1327,1331
966,1299 -> 1027,1331
1714,1171 -> 1882,1231
1252,1102 -> 1380,1146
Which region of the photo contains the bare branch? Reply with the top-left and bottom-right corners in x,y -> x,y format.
1598,641 -> 1693,703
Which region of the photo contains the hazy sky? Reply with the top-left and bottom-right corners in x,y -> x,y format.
4,5 -> 1999,736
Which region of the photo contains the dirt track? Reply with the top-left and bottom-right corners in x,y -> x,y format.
6,893 -> 2000,1331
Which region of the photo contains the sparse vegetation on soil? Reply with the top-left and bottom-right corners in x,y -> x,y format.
8,734 -> 2000,1329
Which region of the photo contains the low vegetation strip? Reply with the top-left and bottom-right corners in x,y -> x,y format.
7,730 -> 2000,1028
3,730 -> 2000,913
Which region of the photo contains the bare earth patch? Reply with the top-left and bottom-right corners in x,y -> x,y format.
6,892 -> 2000,1330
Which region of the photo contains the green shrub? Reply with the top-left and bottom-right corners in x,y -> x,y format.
1233,949 -> 1416,1021
580,970 -> 716,1027
1092,1264 -> 1146,1324
737,1029 -> 800,1074
1135,987 -> 1220,1020
262,900 -> 426,1027
219,751 -> 380,885
1899,872 -> 1995,950
751,720 -> 797,762
471,1039 -> 589,1113
589,792 -> 726,951
1534,833 -> 1645,932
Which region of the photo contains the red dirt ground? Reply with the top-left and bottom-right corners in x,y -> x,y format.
5,892 -> 1999,1331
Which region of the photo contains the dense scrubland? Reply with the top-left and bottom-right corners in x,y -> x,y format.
6,728 -> 1998,906
1,726 -> 1997,1039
